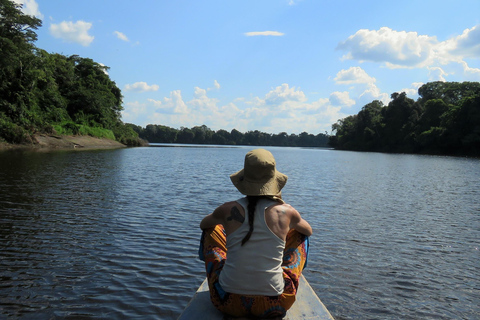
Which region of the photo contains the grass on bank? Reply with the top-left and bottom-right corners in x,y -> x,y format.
53,122 -> 116,140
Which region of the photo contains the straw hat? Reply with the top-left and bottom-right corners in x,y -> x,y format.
230,149 -> 288,196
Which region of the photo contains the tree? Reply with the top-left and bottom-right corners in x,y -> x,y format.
381,92 -> 420,152
65,56 -> 123,129
330,81 -> 480,156
0,0 -> 42,126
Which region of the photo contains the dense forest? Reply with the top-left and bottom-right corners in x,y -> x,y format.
2,0 -> 479,155
0,0 -> 327,149
0,0 -> 141,146
330,81 -> 480,157
128,123 -> 329,147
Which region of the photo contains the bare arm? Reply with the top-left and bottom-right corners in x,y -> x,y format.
289,209 -> 313,236
200,207 -> 224,230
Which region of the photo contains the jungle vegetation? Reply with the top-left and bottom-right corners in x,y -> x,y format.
329,81 -> 480,156
0,0 -> 141,146
2,0 -> 478,154
129,124 -> 330,147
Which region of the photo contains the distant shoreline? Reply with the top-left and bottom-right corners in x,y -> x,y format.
0,134 -> 127,151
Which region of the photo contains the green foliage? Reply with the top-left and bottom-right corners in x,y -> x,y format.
52,121 -> 115,140
330,81 -> 480,156
0,0 -> 139,147
112,123 -> 145,146
0,113 -> 32,144
135,124 -> 329,147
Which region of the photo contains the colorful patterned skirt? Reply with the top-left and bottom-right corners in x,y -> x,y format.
199,225 -> 309,318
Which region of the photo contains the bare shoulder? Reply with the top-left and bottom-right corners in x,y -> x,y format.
215,201 -> 238,213
214,201 -> 244,219
273,203 -> 299,216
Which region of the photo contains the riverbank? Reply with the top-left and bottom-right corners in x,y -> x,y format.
0,134 -> 127,151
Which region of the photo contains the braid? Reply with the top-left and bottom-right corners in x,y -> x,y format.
241,196 -> 260,245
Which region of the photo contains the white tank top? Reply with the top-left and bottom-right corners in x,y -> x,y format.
219,197 -> 286,295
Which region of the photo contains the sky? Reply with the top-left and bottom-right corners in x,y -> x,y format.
13,0 -> 480,135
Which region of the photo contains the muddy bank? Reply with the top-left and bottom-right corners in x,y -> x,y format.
0,134 -> 127,151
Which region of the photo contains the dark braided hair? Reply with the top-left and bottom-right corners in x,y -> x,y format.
241,196 -> 261,246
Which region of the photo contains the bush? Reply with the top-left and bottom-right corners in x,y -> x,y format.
0,116 -> 33,144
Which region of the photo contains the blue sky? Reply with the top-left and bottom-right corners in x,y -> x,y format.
14,0 -> 480,135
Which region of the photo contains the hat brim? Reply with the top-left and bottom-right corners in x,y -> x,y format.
230,169 -> 288,196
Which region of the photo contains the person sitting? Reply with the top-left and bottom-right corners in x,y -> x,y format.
199,148 -> 313,319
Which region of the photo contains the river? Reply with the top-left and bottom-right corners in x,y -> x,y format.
0,145 -> 479,319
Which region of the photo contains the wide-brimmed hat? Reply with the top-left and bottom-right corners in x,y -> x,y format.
230,149 -> 288,196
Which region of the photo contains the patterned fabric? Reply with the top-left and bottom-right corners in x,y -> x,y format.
199,225 -> 309,318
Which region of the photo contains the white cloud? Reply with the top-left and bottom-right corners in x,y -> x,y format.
447,25 -> 480,58
207,80 -> 221,91
329,91 -> 355,107
163,90 -> 188,114
13,0 -> 43,18
114,31 -> 129,42
460,61 -> 480,78
398,82 -> 424,99
333,67 -> 390,106
124,82 -> 160,92
49,21 -> 94,46
121,83 -> 351,134
337,24 -> 480,79
334,67 -> 376,85
245,31 -> 284,37
337,27 -> 437,68
357,83 -> 390,105
264,84 -> 307,105
190,87 -> 220,112
147,99 -> 163,107
428,67 -> 448,81
121,101 -> 146,123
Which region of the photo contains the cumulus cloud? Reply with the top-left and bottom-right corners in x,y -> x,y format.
447,25 -> 480,58
114,31 -> 129,42
163,90 -> 188,114
50,21 -> 94,46
190,87 -> 220,112
333,67 -> 390,106
329,91 -> 355,107
245,31 -> 284,37
337,27 -> 437,68
358,84 -> 391,106
147,99 -> 163,107
428,67 -> 448,81
334,67 -> 376,85
121,83 -> 351,134
124,82 -> 160,92
460,61 -> 480,78
337,24 -> 480,75
13,0 -> 43,18
264,84 -> 307,105
398,82 -> 424,99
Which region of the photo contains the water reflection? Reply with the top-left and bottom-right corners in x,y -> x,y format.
1,147 -> 479,319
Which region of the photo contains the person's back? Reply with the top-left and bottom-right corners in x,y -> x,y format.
199,149 -> 312,319
219,197 -> 286,296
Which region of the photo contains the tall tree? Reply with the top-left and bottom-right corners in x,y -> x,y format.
0,0 -> 42,125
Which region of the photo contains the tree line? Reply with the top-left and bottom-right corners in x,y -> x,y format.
127,124 -> 330,147
329,81 -> 480,157
0,0 -> 327,149
0,0 -> 141,145
2,0 -> 478,155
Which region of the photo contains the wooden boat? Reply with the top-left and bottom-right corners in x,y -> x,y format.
178,275 -> 334,320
